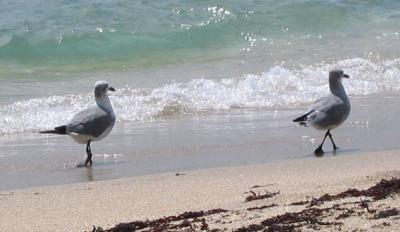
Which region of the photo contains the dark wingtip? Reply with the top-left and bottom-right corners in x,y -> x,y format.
39,125 -> 67,134
293,116 -> 307,123
293,110 -> 314,123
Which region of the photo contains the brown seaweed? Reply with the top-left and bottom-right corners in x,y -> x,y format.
235,206 -> 342,232
235,178 -> 400,232
244,190 -> 279,202
309,178 -> 400,205
92,178 -> 400,232
92,209 -> 227,232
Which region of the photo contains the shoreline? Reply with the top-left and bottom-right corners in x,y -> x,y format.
1,150 -> 400,231
3,94 -> 400,191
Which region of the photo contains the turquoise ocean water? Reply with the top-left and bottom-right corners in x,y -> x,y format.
1,0 -> 400,74
3,1 -> 400,189
1,0 -> 400,134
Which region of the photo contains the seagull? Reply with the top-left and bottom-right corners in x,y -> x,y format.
40,81 -> 116,166
293,69 -> 351,155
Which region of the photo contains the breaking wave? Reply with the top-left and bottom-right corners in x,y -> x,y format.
1,58 -> 400,134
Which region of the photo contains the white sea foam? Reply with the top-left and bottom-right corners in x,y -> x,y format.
0,58 -> 399,134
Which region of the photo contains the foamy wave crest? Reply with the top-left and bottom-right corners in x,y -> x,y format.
1,58 -> 400,134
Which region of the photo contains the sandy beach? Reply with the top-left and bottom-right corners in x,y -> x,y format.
1,150 -> 400,231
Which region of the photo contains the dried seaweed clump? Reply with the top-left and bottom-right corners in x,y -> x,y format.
314,178 -> 400,204
236,206 -> 341,232
235,178 -> 400,232
92,209 -> 227,232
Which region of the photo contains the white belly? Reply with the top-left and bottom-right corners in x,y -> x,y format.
69,133 -> 95,144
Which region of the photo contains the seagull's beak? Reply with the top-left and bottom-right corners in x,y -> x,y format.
342,74 -> 350,78
108,87 -> 116,91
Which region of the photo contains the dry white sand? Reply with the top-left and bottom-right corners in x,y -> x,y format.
1,150 -> 400,231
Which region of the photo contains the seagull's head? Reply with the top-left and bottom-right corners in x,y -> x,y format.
329,69 -> 350,83
94,81 -> 115,98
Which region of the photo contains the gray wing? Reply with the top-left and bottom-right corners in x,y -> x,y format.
308,95 -> 342,113
67,106 -> 115,137
308,94 -> 348,127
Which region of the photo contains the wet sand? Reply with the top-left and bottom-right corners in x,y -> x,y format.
1,150 -> 400,231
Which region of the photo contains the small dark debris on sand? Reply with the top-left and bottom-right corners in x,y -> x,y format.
250,183 -> 277,189
92,209 -> 227,232
289,200 -> 309,206
359,199 -> 375,213
335,208 -> 356,220
244,190 -> 279,202
374,208 -> 400,219
247,203 -> 278,211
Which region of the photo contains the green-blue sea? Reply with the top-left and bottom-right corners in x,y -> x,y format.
2,0 -> 400,189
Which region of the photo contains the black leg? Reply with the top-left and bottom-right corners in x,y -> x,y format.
85,140 -> 92,167
327,131 -> 338,151
314,130 -> 330,155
